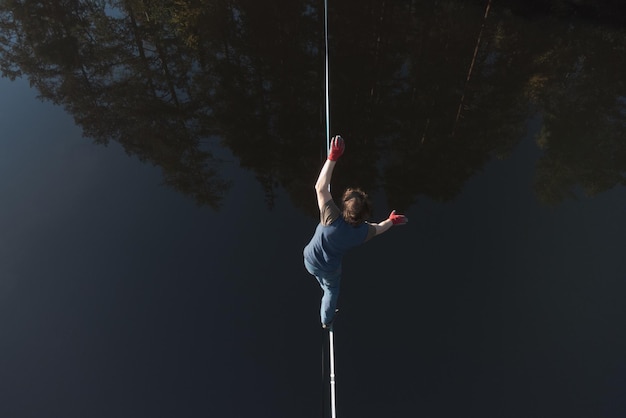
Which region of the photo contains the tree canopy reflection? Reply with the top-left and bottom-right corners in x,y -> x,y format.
1,0 -> 624,212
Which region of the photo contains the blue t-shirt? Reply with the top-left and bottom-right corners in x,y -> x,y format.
303,200 -> 373,273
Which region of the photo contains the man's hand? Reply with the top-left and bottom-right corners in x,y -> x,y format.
388,210 -> 408,225
327,135 -> 345,161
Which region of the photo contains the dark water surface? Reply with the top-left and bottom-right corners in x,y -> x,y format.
2,1 -> 626,417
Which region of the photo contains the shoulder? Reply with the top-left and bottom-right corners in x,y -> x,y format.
320,199 -> 341,226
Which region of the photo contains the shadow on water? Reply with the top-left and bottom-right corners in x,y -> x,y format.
0,0 -> 625,213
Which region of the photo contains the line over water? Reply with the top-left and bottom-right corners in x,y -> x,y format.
324,0 -> 331,155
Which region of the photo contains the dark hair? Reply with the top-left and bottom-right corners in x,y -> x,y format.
341,188 -> 372,226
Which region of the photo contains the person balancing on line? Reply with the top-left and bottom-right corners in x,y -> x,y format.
303,135 -> 408,329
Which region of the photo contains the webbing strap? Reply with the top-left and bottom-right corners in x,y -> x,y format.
324,0 -> 331,156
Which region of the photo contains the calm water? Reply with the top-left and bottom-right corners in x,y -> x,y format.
1,1 -> 626,417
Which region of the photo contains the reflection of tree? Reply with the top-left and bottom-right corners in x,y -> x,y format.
528,23 -> 626,204
0,0 -> 229,208
185,0 -> 323,212
328,1 -> 530,210
1,0 -> 625,212
327,0 -> 626,208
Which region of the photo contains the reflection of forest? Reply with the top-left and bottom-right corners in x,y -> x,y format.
1,0 -> 624,211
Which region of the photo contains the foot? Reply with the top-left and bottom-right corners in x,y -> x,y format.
321,309 -> 339,329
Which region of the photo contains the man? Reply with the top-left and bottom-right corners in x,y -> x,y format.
303,135 -> 408,328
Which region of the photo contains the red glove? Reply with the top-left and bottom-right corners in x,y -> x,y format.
327,135 -> 345,161
388,210 -> 408,225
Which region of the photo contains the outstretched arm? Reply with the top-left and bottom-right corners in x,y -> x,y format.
314,136 -> 344,211
368,210 -> 408,237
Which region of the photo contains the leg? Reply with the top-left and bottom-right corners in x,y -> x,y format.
319,275 -> 340,326
304,259 -> 341,326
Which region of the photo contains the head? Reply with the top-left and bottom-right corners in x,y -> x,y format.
341,188 -> 372,226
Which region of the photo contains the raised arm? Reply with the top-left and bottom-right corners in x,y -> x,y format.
315,136 -> 344,211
